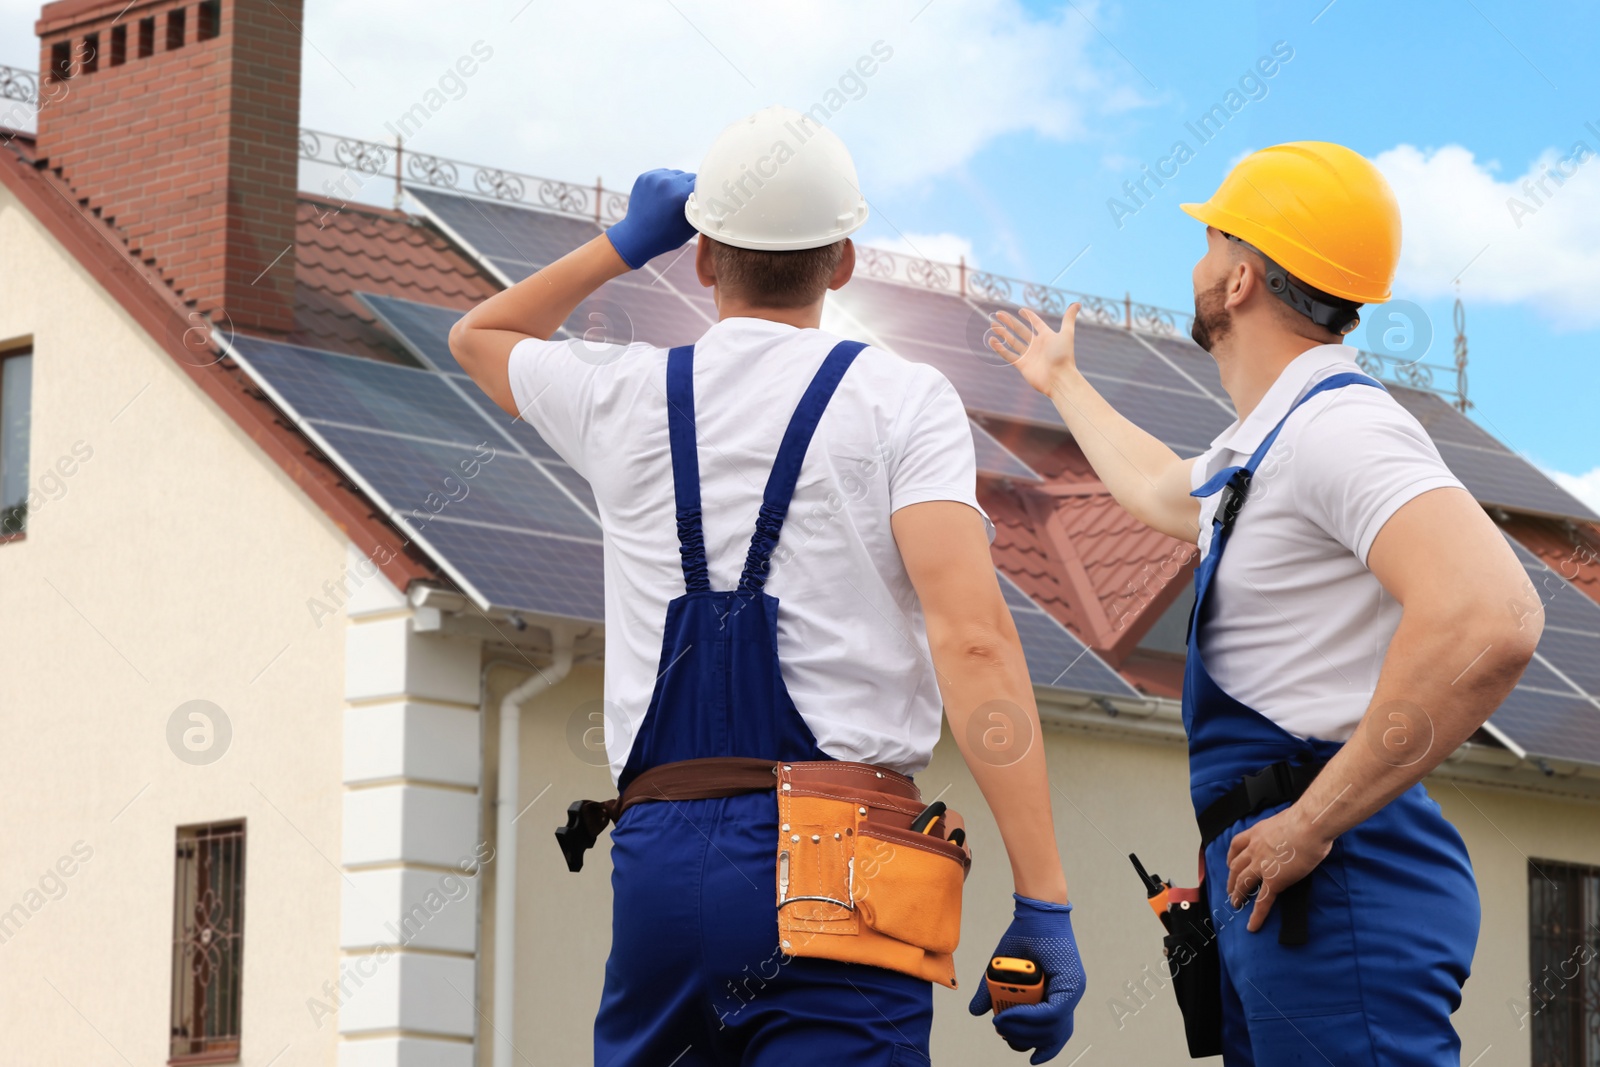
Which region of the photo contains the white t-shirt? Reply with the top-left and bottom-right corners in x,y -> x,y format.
1192,345 -> 1466,741
508,316 -> 991,784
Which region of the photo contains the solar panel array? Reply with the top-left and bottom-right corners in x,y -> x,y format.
1481,537 -> 1600,766
408,185 -> 716,350
253,188 -> 1600,744
226,336 -> 606,621
1386,386 -> 1598,521
831,278 -> 1237,458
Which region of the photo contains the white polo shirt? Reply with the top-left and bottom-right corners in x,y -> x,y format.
1192,345 -> 1467,741
508,317 -> 990,784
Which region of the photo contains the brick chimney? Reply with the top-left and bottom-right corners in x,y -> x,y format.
34,0 -> 302,335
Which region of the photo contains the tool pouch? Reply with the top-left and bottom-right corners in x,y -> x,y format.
775,761 -> 971,988
1164,877 -> 1223,1059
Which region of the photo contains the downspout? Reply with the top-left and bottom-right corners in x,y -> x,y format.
492,630 -> 574,1067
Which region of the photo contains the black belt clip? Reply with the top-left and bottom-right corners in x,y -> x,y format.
1214,468 -> 1252,536
555,799 -> 612,873
1241,760 -> 1293,813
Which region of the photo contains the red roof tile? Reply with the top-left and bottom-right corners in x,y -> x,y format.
289,194 -> 499,363
980,426 -> 1198,691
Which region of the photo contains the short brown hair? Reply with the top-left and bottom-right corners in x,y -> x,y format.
707,238 -> 847,308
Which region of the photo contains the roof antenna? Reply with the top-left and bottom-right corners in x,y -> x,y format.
1453,283 -> 1470,413
394,134 -> 404,212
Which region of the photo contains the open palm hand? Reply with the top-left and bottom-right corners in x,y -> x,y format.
988,305 -> 1083,398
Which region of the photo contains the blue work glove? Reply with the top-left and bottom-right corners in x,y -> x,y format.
605,168 -> 698,269
968,895 -> 1086,1065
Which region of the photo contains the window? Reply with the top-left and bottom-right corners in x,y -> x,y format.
198,0 -> 221,41
138,16 -> 155,58
1528,859 -> 1600,1066
166,7 -> 186,50
110,24 -> 127,66
170,822 -> 245,1064
48,40 -> 71,82
0,347 -> 31,539
82,33 -> 99,74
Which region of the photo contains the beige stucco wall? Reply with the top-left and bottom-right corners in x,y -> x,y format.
495,662 -> 1600,1067
0,182 -> 352,1065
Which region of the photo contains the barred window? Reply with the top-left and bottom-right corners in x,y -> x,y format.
170,822 -> 245,1064
1529,859 -> 1600,1067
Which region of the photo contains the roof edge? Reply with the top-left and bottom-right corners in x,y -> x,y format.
0,141 -> 437,595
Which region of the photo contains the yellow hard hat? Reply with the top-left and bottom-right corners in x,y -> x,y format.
1181,141 -> 1400,305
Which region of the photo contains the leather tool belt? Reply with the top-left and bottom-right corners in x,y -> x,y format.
555,756 -> 972,988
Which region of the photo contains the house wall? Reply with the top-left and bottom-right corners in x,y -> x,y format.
0,180 -> 352,1066
495,663 -> 1600,1067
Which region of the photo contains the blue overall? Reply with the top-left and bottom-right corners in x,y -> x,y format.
1185,372 -> 1480,1065
593,341 -> 935,1067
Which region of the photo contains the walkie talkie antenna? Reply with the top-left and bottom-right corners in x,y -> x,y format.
1129,852 -> 1164,897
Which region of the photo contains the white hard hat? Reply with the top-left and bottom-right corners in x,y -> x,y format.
684,105 -> 869,251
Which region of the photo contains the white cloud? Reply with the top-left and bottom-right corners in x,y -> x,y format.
1375,140 -> 1600,328
1550,466 -> 1600,514
868,231 -> 977,268
296,0 -> 1144,195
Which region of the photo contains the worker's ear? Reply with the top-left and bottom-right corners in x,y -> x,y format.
694,234 -> 716,289
828,239 -> 856,292
1224,256 -> 1256,311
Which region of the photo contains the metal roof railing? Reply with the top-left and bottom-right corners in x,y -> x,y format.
0,60 -> 1467,406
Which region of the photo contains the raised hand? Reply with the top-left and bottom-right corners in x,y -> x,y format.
605,169 -> 698,269
988,305 -> 1083,399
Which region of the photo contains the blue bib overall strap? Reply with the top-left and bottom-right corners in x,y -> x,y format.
592,338 -> 938,1066
1180,369 -> 1479,1067
614,339 -> 867,791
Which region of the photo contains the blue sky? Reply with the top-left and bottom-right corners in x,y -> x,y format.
874,0 -> 1600,495
2,0 -> 1593,498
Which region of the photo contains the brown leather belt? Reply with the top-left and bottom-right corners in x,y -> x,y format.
554,756 -> 923,872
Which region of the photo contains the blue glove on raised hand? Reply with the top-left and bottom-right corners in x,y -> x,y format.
605,168 -> 698,269
968,895 -> 1086,1065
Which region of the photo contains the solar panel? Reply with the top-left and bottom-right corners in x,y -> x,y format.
313,425 -> 599,540
1386,385 -> 1510,453
585,275 -> 713,348
971,419 -> 1038,481
967,296 -> 1210,398
1436,441 -> 1599,521
231,337 -> 490,445
407,185 -> 603,279
359,292 -> 466,374
227,334 -> 606,623
1486,537 -> 1600,766
423,518 -> 606,621
832,279 -> 1232,456
1142,336 -> 1230,404
998,572 -> 1139,698
457,386 -> 565,463
1490,687 -> 1600,771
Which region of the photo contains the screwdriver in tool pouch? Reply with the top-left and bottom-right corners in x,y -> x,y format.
909,800 -> 946,834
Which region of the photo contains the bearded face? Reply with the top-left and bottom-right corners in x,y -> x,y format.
1190,276 -> 1233,353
